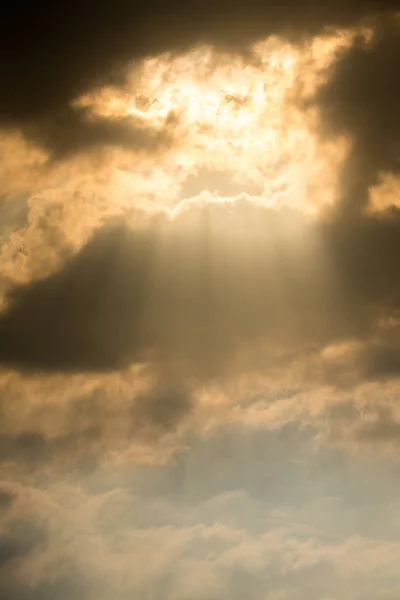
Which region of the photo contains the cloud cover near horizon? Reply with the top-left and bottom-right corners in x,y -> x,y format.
1,2 -> 400,599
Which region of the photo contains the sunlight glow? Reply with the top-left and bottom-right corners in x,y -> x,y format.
74,29 -> 371,215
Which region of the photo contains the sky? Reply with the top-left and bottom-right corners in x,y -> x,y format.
1,2 -> 400,599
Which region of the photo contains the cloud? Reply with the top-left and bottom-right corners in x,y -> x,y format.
0,1 -> 398,155
3,396 -> 400,598
314,17 -> 400,213
0,385 -> 194,471
0,199 -> 399,386
0,522 -> 46,569
1,7 -> 400,599
0,489 -> 15,510
26,107 -> 176,159
0,222 -> 150,371
357,407 -> 400,444
0,195 -> 29,242
0,198 -> 399,474
2,579 -> 89,600
2,476 -> 400,600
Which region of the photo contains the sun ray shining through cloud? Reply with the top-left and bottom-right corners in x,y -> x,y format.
1,5 -> 400,600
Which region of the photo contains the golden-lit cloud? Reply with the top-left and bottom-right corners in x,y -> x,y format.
75,32 -> 363,215
369,174 -> 400,213
0,29 -> 369,309
1,8 -> 400,600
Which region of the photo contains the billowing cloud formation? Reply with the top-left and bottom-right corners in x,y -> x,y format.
314,17 -> 400,212
0,199 -> 399,386
3,444 -> 400,600
1,5 -> 400,600
0,0 -> 398,154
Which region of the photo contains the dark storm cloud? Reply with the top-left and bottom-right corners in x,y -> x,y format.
26,108 -> 174,159
322,209 -> 400,311
0,0 -> 398,155
0,222 -> 152,371
0,199 -> 399,384
314,18 -> 400,213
